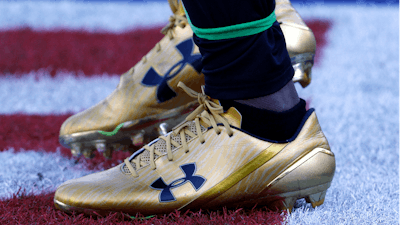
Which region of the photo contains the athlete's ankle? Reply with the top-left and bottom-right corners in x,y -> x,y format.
235,80 -> 300,112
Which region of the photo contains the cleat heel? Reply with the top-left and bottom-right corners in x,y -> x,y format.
305,190 -> 327,208
291,53 -> 314,88
264,147 -> 335,210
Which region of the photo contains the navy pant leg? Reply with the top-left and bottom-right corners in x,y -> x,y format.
182,0 -> 294,100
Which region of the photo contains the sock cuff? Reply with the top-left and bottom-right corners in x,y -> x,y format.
220,99 -> 306,119
219,99 -> 307,141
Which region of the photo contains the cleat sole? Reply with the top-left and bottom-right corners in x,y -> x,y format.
270,182 -> 330,212
54,182 -> 331,216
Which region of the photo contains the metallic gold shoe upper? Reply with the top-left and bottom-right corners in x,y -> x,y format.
275,0 -> 316,57
60,24 -> 201,135
54,82 -> 335,216
59,7 -> 204,155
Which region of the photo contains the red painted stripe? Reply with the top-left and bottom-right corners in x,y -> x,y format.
0,191 -> 285,224
308,20 -> 332,66
0,114 -> 130,170
0,114 -> 71,153
0,27 -> 164,76
0,20 -> 330,76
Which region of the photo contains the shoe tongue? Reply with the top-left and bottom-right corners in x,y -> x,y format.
211,99 -> 242,129
177,1 -> 186,16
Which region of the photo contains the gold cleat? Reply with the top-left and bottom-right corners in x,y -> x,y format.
54,82 -> 335,216
59,0 -> 317,159
276,0 -> 317,88
59,0 -> 203,157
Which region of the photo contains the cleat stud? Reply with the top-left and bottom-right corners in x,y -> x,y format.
158,122 -> 169,136
82,148 -> 95,159
95,142 -> 106,153
131,130 -> 145,147
305,190 -> 327,208
71,149 -> 81,157
281,197 -> 297,213
112,143 -> 122,151
270,196 -> 297,213
70,143 -> 82,157
103,148 -> 113,159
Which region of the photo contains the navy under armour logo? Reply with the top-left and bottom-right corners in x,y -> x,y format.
141,39 -> 202,103
150,163 -> 206,202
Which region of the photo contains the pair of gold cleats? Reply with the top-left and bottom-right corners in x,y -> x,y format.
59,0 -> 317,159
54,82 -> 335,216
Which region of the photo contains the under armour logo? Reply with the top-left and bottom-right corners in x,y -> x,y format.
141,39 -> 202,103
150,163 -> 206,202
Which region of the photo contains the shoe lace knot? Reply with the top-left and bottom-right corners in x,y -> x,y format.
128,14 -> 188,74
123,82 -> 233,178
160,14 -> 188,39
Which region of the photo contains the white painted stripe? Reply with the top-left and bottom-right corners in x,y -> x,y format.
0,148 -> 99,199
0,73 -> 119,114
0,1 -> 171,32
288,5 -> 399,225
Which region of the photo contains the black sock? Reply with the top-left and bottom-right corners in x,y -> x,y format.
219,99 -> 307,142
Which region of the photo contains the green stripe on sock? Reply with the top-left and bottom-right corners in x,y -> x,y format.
184,7 -> 276,40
